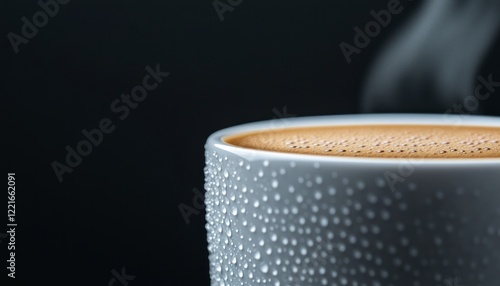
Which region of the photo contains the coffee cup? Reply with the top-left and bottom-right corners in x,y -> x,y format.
204,114 -> 500,285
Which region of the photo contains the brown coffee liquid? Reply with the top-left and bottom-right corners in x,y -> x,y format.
225,125 -> 500,158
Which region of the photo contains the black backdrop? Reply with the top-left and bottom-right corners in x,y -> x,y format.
3,0 -> 500,285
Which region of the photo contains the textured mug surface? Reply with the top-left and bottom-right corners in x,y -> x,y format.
204,114 -> 500,286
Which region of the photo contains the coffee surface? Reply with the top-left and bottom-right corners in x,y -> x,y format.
225,125 -> 500,158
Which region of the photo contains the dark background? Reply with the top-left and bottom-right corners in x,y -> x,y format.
3,0 -> 499,285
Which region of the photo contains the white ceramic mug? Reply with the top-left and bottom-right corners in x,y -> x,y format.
204,114 -> 500,286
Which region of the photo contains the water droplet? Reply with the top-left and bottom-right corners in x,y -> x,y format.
260,263 -> 269,273
328,187 -> 336,196
300,247 -> 307,255
272,179 -> 279,188
314,191 -> 322,200
320,217 -> 328,226
271,233 -> 278,241
254,251 -> 261,260
315,176 -> 323,184
272,193 -> 280,202
266,247 -> 272,255
296,195 -> 304,203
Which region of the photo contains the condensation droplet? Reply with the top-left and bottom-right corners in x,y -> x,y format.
272,179 -> 279,188
254,251 -> 261,260
260,263 -> 269,273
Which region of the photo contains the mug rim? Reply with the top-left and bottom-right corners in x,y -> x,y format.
207,113 -> 500,165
